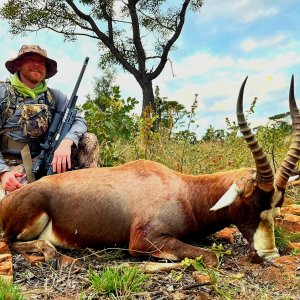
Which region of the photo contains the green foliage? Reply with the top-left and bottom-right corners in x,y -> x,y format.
79,74 -> 295,176
173,130 -> 197,144
81,84 -> 138,166
202,125 -> 227,142
181,256 -> 206,271
0,278 -> 24,300
275,226 -> 300,254
178,94 -> 199,172
255,111 -> 292,170
289,231 -> 300,243
88,265 -> 148,298
211,243 -> 232,261
290,248 -> 300,256
181,257 -> 236,300
275,226 -> 290,254
81,82 -> 296,179
155,86 -> 188,136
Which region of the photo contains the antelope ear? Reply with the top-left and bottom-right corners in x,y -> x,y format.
210,183 -> 241,211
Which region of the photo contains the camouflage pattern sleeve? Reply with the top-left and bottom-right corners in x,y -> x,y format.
0,83 -> 11,174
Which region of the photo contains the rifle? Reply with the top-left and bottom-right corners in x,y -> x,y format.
32,57 -> 89,179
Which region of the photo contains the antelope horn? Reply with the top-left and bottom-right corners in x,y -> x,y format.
237,77 -> 274,187
275,75 -> 300,189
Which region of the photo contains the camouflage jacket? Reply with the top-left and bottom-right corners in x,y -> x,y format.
0,82 -> 87,173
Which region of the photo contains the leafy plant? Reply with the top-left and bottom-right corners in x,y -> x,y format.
290,249 -> 300,256
181,256 -> 206,271
180,257 -> 235,299
275,226 -> 300,254
134,105 -> 159,160
88,265 -> 148,299
275,226 -> 289,253
81,85 -> 138,166
211,243 -> 232,263
256,115 -> 291,172
0,278 -> 24,300
179,94 -> 199,172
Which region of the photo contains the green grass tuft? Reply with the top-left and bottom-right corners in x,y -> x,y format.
0,278 -> 24,300
88,265 -> 148,298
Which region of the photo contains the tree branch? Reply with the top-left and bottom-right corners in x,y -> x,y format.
149,0 -> 190,80
24,26 -> 99,39
99,0 -> 114,41
127,0 -> 146,76
136,8 -> 175,32
65,0 -> 140,79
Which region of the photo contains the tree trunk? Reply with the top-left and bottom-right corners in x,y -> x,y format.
139,78 -> 161,130
140,79 -> 155,113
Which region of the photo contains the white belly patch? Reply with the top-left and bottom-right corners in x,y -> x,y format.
17,212 -> 49,241
38,221 -> 70,248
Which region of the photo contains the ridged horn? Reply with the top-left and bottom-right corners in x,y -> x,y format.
237,77 -> 274,186
275,75 -> 300,189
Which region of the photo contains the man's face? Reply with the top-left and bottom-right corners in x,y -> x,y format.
17,53 -> 47,86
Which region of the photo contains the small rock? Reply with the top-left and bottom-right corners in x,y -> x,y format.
192,272 -> 211,284
0,261 -> 13,275
59,254 -> 80,267
280,204 -> 300,216
0,253 -> 12,262
276,214 -> 300,233
22,254 -> 45,266
166,285 -> 174,292
0,241 -> 10,253
213,227 -> 238,244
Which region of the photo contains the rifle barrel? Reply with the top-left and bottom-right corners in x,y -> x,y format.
69,57 -> 89,106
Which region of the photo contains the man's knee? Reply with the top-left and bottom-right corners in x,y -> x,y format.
78,132 -> 99,168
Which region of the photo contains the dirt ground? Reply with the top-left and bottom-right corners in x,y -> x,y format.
11,232 -> 300,300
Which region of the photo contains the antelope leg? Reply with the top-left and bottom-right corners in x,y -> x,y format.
11,240 -> 60,268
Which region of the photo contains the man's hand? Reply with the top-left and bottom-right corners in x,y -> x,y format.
0,171 -> 25,192
52,139 -> 74,173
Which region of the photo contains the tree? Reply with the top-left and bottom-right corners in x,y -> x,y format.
160,100 -> 187,134
152,86 -> 187,135
201,125 -> 227,142
0,0 -> 203,112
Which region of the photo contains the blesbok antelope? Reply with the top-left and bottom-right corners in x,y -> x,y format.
0,77 -> 300,268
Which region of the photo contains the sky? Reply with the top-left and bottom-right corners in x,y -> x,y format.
0,0 -> 300,137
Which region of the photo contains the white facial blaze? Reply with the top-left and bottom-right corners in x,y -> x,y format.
253,188 -> 282,260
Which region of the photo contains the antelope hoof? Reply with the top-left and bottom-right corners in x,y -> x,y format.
257,248 -> 280,261
46,257 -> 59,269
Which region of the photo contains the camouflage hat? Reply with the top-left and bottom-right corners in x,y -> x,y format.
5,45 -> 57,79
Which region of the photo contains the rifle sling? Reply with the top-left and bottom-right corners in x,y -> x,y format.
1,136 -> 36,183
21,144 -> 35,183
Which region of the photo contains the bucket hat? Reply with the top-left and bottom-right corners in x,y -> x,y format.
5,45 -> 57,79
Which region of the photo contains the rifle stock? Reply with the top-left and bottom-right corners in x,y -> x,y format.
32,57 -> 89,179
